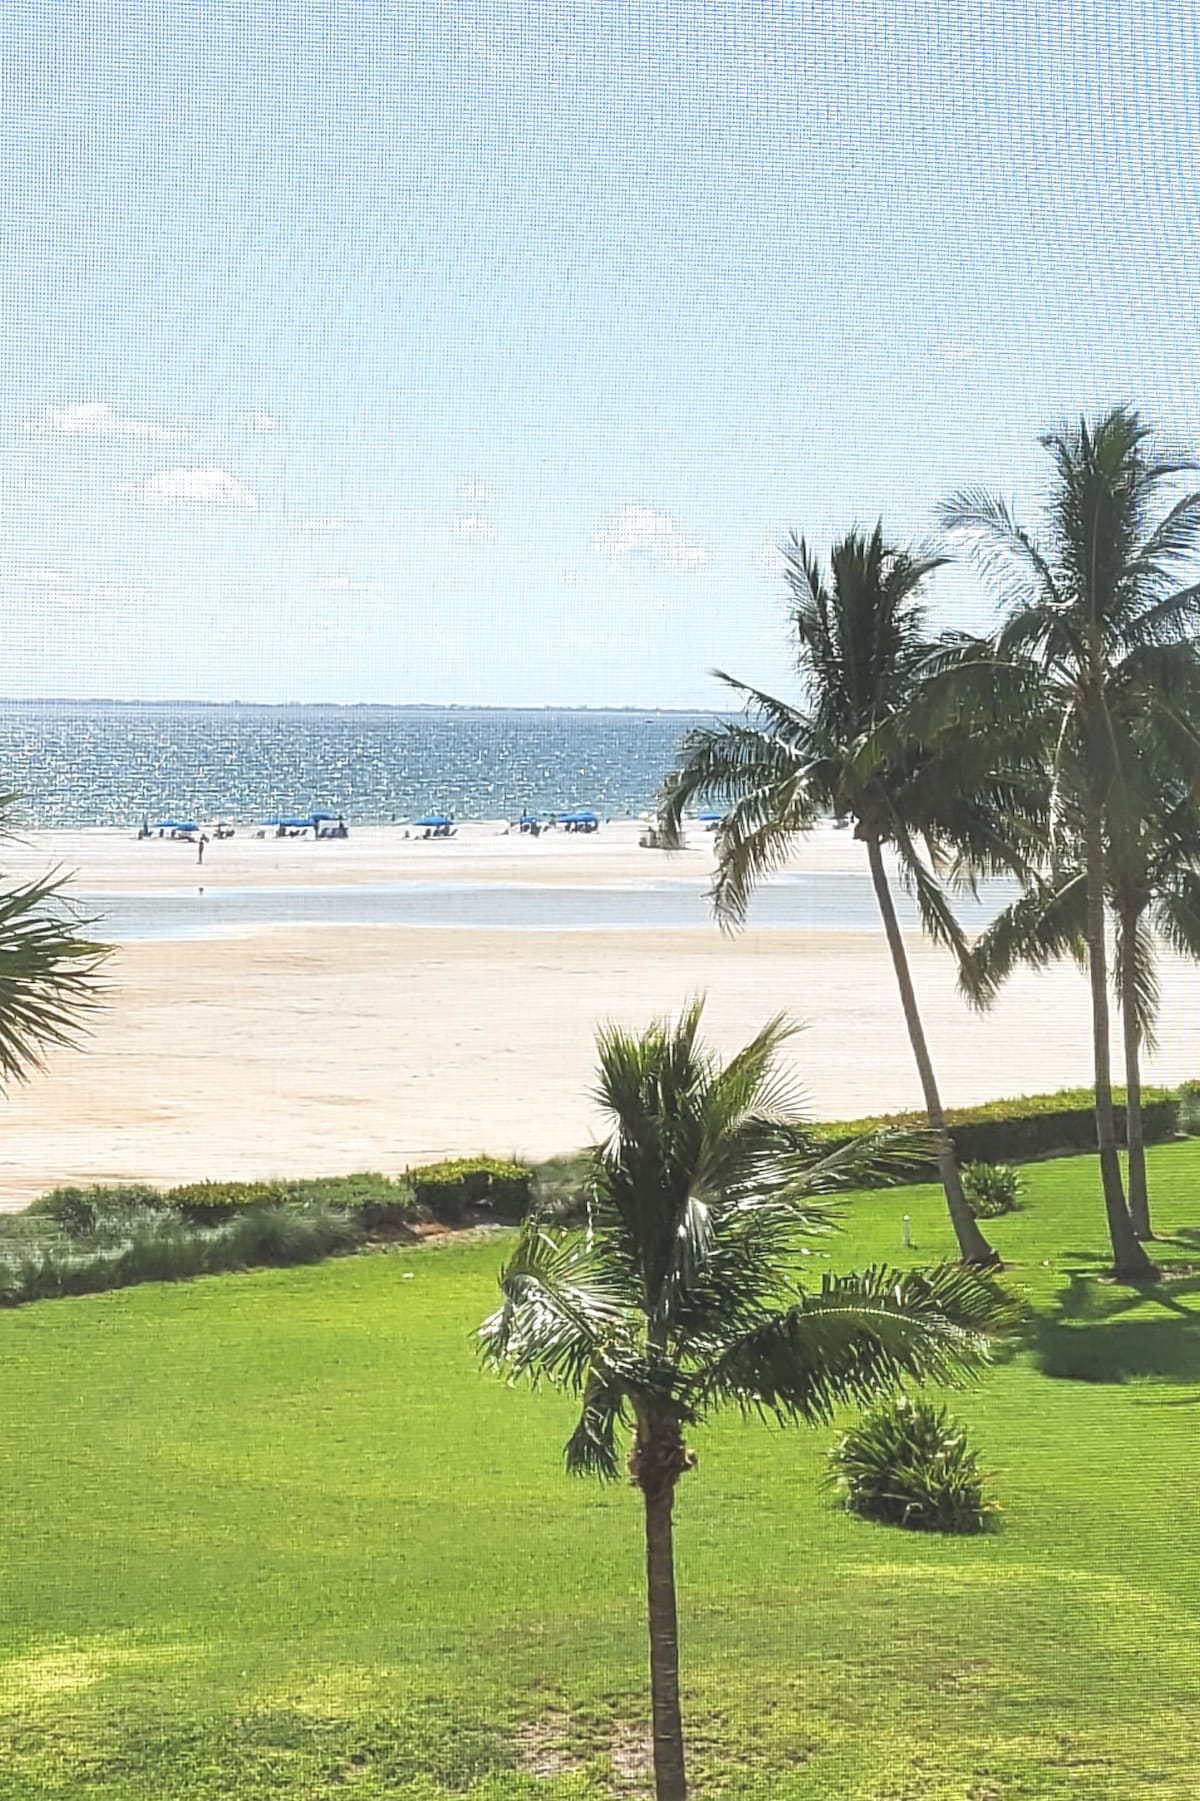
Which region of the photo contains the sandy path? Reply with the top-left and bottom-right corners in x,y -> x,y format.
0,922 -> 1195,1211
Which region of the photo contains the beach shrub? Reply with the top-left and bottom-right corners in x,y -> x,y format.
279,1173 -> 421,1232
812,1083 -> 1182,1177
406,1157 -> 533,1223
25,1184 -> 165,1236
826,1396 -> 998,1534
221,1203 -> 363,1267
0,1205 -> 363,1308
961,1162 -> 1023,1219
1175,1081 -> 1200,1136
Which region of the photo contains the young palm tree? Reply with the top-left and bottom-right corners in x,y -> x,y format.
480,1002 -> 1014,1801
941,404 -> 1200,1277
659,526 -> 1034,1266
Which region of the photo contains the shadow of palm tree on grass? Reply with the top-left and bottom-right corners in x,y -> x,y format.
1028,1267 -> 1200,1386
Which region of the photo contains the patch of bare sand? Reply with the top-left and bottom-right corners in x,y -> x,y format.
0,922 -> 1196,1210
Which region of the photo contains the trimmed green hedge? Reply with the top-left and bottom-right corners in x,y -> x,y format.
812,1084 -> 1181,1177
165,1180 -> 292,1224
406,1157 -> 533,1221
405,1158 -> 533,1222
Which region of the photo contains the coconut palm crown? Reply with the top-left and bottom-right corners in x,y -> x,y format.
657,525 -> 1040,1266
479,1002 -> 1015,1801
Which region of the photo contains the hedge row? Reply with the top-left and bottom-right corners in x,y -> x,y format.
812,1083 -> 1183,1176
26,1158 -> 534,1235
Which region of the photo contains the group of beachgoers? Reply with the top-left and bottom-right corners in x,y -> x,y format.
509,808 -> 601,837
136,809 -> 608,852
137,812 -> 350,862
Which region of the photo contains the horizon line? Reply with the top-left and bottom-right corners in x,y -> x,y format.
0,697 -> 718,715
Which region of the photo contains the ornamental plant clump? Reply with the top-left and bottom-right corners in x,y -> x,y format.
961,1162 -> 1023,1219
826,1394 -> 999,1534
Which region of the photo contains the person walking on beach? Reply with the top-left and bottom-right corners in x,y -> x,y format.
197,833 -> 209,866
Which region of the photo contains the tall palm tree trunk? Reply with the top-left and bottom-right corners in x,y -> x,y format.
641,1475 -> 687,1801
862,829 -> 997,1266
1118,901 -> 1152,1240
1083,829 -> 1153,1276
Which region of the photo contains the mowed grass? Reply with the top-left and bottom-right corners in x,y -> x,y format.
2,1146 -> 1199,1798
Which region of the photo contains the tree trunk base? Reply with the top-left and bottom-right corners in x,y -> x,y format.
959,1246 -> 1004,1270
1106,1258 -> 1159,1283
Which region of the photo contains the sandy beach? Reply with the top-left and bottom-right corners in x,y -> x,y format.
0,823 -> 1195,1210
3,818 -> 718,893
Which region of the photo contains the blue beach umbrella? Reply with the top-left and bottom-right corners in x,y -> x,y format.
561,808 -> 599,825
415,813 -> 453,828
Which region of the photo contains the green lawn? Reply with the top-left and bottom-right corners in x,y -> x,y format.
2,1145 -> 1199,1799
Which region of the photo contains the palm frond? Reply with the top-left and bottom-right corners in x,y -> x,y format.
1155,869 -> 1200,963
937,488 -> 1059,613
961,870 -> 1088,1009
693,1264 -> 1018,1426
478,1223 -> 632,1390
1112,908 -> 1160,1052
796,1127 -> 939,1193
564,1366 -> 627,1481
0,874 -> 110,1082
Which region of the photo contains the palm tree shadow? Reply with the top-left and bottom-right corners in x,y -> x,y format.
1154,1226 -> 1200,1251
1028,1268 -> 1200,1385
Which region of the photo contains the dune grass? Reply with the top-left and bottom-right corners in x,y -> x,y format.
0,1143 -> 1198,1797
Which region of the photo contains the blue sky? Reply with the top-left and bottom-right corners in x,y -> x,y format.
1,0 -> 1197,705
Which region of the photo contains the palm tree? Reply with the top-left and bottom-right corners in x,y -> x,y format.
479,1002 -> 1015,1801
941,404 -> 1200,1277
966,744 -> 1200,1242
659,525 -> 1034,1266
1112,788 -> 1200,1240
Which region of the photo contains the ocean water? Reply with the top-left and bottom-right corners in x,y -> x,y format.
0,703 -> 714,828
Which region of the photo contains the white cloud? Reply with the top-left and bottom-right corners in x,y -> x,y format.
561,569 -> 589,587
26,402 -> 186,440
939,343 -> 975,367
242,410 -> 279,432
311,576 -> 378,592
293,514 -> 346,536
460,479 -> 496,506
454,515 -> 497,543
592,504 -> 713,573
125,467 -> 259,510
